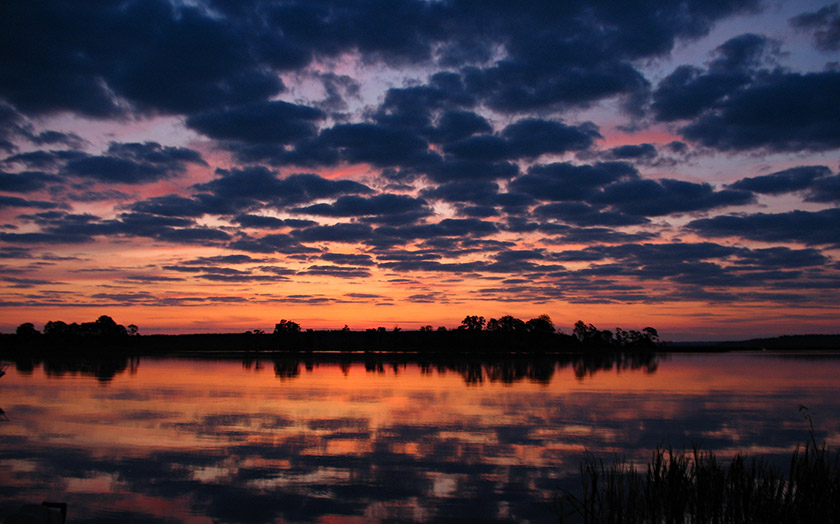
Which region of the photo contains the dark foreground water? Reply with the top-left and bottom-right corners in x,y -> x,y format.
1,352 -> 839,523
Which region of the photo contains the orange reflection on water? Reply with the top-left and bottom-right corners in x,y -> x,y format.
1,352 -> 839,523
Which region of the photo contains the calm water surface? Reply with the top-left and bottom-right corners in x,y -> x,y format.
1,352 -> 839,523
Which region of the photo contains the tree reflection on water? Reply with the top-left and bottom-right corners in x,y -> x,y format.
264,351 -> 662,385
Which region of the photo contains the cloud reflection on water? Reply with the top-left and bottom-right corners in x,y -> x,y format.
0,353 -> 838,523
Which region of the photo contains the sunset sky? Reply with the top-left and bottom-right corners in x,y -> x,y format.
1,0 -> 839,340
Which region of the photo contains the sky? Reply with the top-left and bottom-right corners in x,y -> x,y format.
1,0 -> 839,340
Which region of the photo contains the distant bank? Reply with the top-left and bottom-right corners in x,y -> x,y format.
1,331 -> 838,357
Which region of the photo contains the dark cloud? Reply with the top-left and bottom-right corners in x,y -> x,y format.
194,168 -> 372,210
442,119 -> 600,161
0,170 -> 60,193
686,208 -> 840,246
728,165 -> 831,195
186,101 -> 324,143
228,233 -> 319,255
593,178 -> 754,216
374,218 -> 498,246
790,3 -> 840,52
294,194 -> 431,225
318,123 -> 433,167
652,33 -> 774,122
63,156 -> 169,184
428,110 -> 492,144
321,253 -> 374,266
291,223 -> 374,243
806,174 -> 840,203
733,246 -> 827,269
129,195 -> 210,218
603,143 -> 658,161
2,276 -> 60,288
373,76 -> 476,130
29,130 -> 86,148
233,214 -> 317,229
510,162 -> 639,202
0,246 -> 32,259
3,209 -> 233,246
0,0 -> 759,121
420,180 -> 501,206
534,202 -> 649,227
63,142 -> 207,184
0,0 -> 288,116
153,227 -> 231,244
0,195 -> 62,210
422,159 -> 519,184
299,265 -> 371,278
2,149 -> 85,169
446,0 -> 758,112
545,226 -> 658,244
681,70 -> 840,152
121,275 -> 185,283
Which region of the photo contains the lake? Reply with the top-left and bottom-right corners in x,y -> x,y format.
1,352 -> 839,523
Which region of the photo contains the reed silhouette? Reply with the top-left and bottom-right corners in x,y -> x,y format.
554,408 -> 839,524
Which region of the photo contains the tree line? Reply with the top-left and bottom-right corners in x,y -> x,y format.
269,314 -> 659,351
8,314 -> 659,353
15,315 -> 138,338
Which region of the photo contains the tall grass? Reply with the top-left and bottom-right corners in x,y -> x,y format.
554,411 -> 840,523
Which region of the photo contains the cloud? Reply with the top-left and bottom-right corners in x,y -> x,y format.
2,149 -> 85,169
593,178 -> 754,216
509,162 -> 639,202
181,255 -> 264,265
195,168 -> 372,209
806,174 -> 840,203
534,202 -> 649,227
652,33 -> 774,122
0,0 -> 289,116
129,195 -> 211,218
233,214 -> 316,229
293,194 -> 432,225
318,123 -> 433,167
427,110 -> 492,144
62,142 -> 207,184
0,170 -> 60,193
603,144 -> 658,162
321,253 -> 374,266
228,233 -> 320,255
0,195 -> 63,210
298,265 -> 371,278
790,3 -> 840,52
686,209 -> 840,246
442,119 -> 600,162
728,165 -> 832,195
186,101 -> 324,143
291,223 -> 374,243
681,70 -> 840,152
374,218 -> 498,245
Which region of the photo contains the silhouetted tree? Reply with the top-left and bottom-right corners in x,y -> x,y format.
486,315 -> 525,333
44,320 -> 69,336
274,320 -> 301,334
127,324 -> 139,336
93,315 -> 128,337
16,322 -> 39,336
460,315 -> 485,331
573,320 -> 614,347
525,314 -> 555,335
